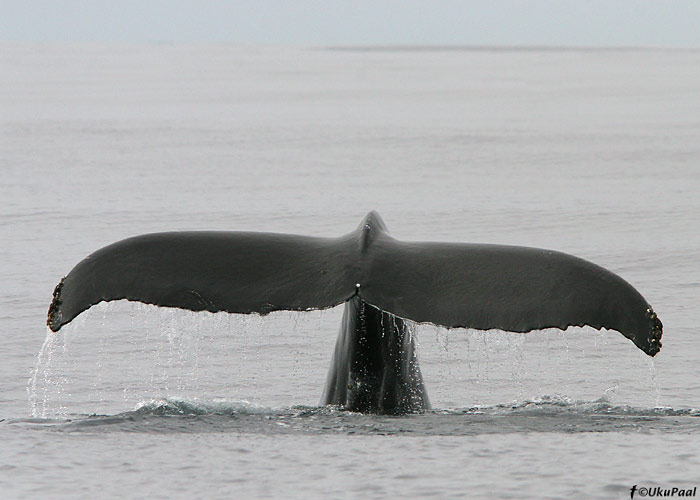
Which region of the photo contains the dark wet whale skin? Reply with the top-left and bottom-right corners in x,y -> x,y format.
322,295 -> 430,414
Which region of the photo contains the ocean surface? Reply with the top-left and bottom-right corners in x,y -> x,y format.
1,44 -> 699,499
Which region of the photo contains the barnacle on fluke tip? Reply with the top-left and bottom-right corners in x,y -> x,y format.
645,307 -> 663,356
46,276 -> 65,331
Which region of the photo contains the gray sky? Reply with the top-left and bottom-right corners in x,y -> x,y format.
2,0 -> 700,47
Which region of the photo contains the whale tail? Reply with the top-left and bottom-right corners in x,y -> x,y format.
47,211 -> 662,356
47,211 -> 662,413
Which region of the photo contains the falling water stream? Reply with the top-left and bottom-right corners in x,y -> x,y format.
28,300 -> 665,420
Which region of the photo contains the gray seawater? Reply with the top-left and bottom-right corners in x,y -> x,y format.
2,44 -> 700,499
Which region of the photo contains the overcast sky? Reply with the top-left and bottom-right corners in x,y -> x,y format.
2,0 -> 699,47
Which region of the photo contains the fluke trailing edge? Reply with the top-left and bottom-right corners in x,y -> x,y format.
47,211 -> 662,413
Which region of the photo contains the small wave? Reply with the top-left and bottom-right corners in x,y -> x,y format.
8,395 -> 700,436
131,397 -> 277,416
441,394 -> 700,418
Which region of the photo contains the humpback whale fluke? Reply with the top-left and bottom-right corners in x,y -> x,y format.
47,211 -> 662,413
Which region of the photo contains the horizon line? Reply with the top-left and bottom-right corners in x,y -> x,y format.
2,40 -> 699,51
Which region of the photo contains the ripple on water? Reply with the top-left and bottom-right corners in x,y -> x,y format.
7,395 -> 700,436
